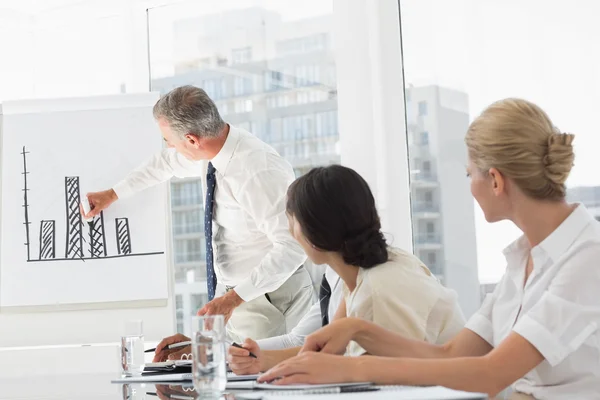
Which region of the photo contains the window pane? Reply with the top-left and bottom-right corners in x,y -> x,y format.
402,0 -> 600,316
0,4 -> 136,101
149,0 -> 338,311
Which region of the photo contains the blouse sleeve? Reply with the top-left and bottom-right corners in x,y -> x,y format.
512,243 -> 600,366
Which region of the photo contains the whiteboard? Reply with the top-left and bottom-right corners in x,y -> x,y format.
0,93 -> 169,308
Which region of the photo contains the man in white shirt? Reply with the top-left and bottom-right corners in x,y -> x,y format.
84,85 -> 315,341
257,269 -> 342,350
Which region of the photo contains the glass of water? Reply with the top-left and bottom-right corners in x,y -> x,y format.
191,315 -> 227,398
120,320 -> 145,376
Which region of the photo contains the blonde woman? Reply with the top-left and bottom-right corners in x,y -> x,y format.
259,99 -> 600,399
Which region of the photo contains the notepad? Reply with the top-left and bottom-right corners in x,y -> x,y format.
144,360 -> 192,368
256,386 -> 486,399
233,382 -> 375,398
255,382 -> 372,390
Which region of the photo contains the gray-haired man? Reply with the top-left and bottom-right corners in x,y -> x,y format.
85,85 -> 314,344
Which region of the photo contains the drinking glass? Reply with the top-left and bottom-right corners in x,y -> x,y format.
191,315 -> 227,398
120,320 -> 145,376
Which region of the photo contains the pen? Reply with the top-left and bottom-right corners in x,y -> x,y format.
145,341 -> 191,353
230,342 -> 258,359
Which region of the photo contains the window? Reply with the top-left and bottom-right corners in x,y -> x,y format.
426,221 -> 435,234
171,181 -> 202,207
231,47 -> 252,64
276,33 -> 329,56
234,99 -> 252,113
174,239 -> 205,264
203,78 -> 224,100
264,70 -> 284,91
402,0 -> 600,317
316,111 -> 338,137
191,294 -> 208,310
297,92 -> 309,104
295,64 -> 320,86
422,161 -> 431,174
424,191 -> 433,203
234,76 -> 254,96
418,101 -> 427,116
420,131 -> 429,145
172,210 -> 202,235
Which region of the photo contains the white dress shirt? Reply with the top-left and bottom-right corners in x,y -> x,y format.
113,125 -> 307,302
465,204 -> 600,399
257,268 -> 343,350
344,247 -> 466,356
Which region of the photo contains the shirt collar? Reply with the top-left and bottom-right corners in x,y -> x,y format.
503,203 -> 594,269
210,125 -> 240,175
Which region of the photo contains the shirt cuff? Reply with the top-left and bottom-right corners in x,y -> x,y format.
512,314 -> 568,367
113,180 -> 136,200
234,281 -> 262,302
465,313 -> 494,345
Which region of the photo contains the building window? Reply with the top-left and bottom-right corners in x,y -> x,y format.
420,131 -> 429,145
234,76 -> 254,96
217,102 -> 228,116
264,70 -> 284,91
316,111 -> 338,137
425,252 -> 437,272
171,181 -> 202,207
424,191 -> 433,203
191,294 -> 208,310
174,239 -> 205,263
426,221 -> 435,234
203,78 -> 224,100
269,118 -> 282,142
231,47 -> 252,64
275,33 -> 329,56
234,99 -> 252,113
283,116 -> 302,142
418,101 -> 428,116
422,161 -> 431,174
297,92 -> 308,104
172,210 -> 203,235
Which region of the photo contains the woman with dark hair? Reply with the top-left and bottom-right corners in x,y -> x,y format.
228,165 -> 464,374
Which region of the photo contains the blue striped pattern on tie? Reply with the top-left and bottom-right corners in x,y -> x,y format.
205,162 -> 218,301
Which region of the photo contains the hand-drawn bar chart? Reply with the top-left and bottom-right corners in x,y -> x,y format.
21,146 -> 164,262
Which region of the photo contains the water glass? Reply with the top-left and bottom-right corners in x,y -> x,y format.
191,315 -> 227,398
120,320 -> 145,376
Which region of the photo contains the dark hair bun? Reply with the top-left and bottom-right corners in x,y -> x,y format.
341,227 -> 388,269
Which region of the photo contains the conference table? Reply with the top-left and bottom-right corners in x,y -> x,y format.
1,373 -> 537,400
0,373 -> 494,400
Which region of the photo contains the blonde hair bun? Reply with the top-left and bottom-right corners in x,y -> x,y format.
465,98 -> 575,201
544,133 -> 575,186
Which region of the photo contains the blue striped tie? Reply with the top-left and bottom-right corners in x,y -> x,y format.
204,162 -> 217,301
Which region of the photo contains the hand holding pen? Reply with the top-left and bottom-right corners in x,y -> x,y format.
148,333 -> 257,362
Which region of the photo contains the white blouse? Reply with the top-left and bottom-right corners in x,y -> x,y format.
466,204 -> 600,399
344,247 -> 465,356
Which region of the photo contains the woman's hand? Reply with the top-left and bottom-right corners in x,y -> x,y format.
300,317 -> 363,355
227,338 -> 263,375
258,352 -> 360,385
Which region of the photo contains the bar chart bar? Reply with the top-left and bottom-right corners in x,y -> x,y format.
39,220 -> 56,260
65,177 -> 83,259
115,217 -> 132,255
89,211 -> 107,258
